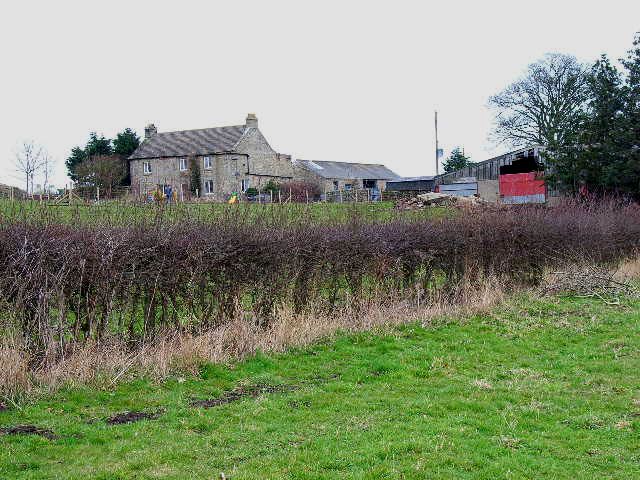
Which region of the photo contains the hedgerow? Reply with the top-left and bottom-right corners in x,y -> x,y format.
0,200 -> 638,360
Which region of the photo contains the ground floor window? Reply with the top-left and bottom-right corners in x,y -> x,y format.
179,158 -> 187,171
363,179 -> 377,189
143,161 -> 152,174
205,180 -> 214,194
241,179 -> 250,192
333,181 -> 339,191
344,183 -> 353,191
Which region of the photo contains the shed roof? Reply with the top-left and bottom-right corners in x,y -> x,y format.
129,125 -> 247,159
388,176 -> 435,182
296,159 -> 400,180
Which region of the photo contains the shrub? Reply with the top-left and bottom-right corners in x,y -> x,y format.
0,200 -> 638,360
278,181 -> 321,202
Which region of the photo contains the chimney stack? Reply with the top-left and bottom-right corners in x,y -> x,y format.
145,123 -> 157,139
245,113 -> 258,129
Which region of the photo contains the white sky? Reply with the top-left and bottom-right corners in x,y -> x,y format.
1,0 -> 639,189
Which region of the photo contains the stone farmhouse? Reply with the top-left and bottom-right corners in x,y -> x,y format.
129,114 -> 294,200
129,113 -> 400,200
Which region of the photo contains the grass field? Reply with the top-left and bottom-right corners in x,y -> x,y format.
1,292 -> 639,479
0,199 -> 451,225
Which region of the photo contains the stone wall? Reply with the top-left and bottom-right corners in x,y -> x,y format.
235,128 -> 295,178
130,156 -> 192,197
477,180 -> 500,202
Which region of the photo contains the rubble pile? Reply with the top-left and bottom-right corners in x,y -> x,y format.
395,192 -> 488,211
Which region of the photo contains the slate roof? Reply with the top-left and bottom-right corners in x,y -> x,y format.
296,160 -> 400,180
129,125 -> 247,159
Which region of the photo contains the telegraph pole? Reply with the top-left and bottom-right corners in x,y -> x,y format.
434,110 -> 439,175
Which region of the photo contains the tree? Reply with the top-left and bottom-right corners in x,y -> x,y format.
546,55 -> 625,193
545,35 -> 640,198
489,54 -> 589,148
113,128 -> 140,156
74,155 -> 128,197
189,156 -> 201,196
14,141 -> 44,195
66,132 -> 113,183
113,128 -> 140,186
41,150 -> 56,194
65,146 -> 87,182
85,132 -> 112,156
619,32 -> 640,195
442,147 -> 472,173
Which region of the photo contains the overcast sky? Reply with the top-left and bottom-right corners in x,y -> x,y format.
1,1 -> 639,189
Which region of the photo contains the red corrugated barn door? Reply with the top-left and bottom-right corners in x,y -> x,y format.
499,172 -> 546,204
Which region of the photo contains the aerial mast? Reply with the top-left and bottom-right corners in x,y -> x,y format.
435,110 -> 439,175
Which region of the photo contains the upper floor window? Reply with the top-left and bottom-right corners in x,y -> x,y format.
179,158 -> 187,171
205,180 -> 214,194
143,161 -> 152,174
203,156 -> 212,169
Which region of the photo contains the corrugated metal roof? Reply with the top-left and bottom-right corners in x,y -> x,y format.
296,159 -> 400,180
129,125 -> 247,159
392,176 -> 435,182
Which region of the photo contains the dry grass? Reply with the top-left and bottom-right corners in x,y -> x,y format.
3,256 -> 637,400
539,256 -> 640,301
615,255 -> 640,282
1,274 -> 508,399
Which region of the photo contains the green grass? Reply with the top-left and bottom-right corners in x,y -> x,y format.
1,293 -> 639,479
0,199 -> 452,225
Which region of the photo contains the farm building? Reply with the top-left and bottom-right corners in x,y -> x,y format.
295,160 -> 400,194
435,146 -> 546,203
386,176 -> 436,192
128,114 -> 295,201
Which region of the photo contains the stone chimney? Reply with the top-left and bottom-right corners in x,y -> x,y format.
245,113 -> 258,129
144,123 -> 158,139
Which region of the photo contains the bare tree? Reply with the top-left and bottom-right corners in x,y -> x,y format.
41,150 -> 56,195
14,141 -> 45,195
75,154 -> 127,197
489,53 -> 589,148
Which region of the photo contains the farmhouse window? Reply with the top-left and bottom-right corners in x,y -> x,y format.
241,179 -> 250,192
204,156 -> 212,169
205,180 -> 214,194
179,158 -> 187,171
143,162 -> 152,174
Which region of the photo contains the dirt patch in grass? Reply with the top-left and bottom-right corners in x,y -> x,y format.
191,383 -> 296,408
0,424 -> 57,440
106,410 -> 164,425
0,402 -> 7,412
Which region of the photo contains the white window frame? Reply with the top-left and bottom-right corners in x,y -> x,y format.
179,158 -> 187,171
203,156 -> 212,170
241,179 -> 250,192
143,161 -> 152,175
205,179 -> 214,195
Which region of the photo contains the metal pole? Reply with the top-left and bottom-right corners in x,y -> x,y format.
435,110 -> 439,176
